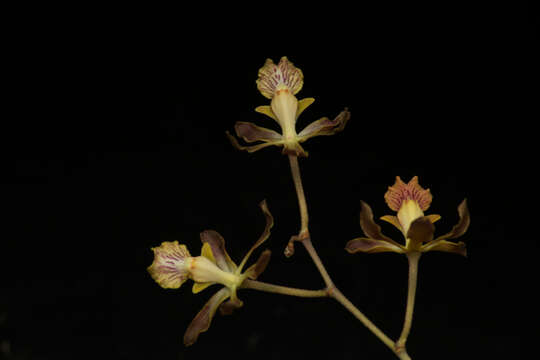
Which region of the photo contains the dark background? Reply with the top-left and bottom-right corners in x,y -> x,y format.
2,2 -> 537,359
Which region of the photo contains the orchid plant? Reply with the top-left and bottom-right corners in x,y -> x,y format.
148,56 -> 470,359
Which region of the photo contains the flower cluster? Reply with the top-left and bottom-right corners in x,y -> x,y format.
148,200 -> 273,345
148,57 -> 471,356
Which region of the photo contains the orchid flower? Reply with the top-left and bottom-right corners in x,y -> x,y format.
147,200 -> 274,345
345,176 -> 470,256
227,56 -> 350,157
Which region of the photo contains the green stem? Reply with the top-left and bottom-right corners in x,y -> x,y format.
288,155 -> 309,235
396,251 -> 421,352
286,154 -> 409,359
330,286 -> 397,352
301,237 -> 334,288
241,279 -> 328,298
397,351 -> 412,360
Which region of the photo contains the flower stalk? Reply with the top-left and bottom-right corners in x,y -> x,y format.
241,279 -> 328,298
288,154 -> 309,237
396,251 -> 421,354
330,286 -> 397,353
286,153 -> 407,358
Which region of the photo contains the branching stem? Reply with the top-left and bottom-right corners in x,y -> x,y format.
287,154 -> 410,359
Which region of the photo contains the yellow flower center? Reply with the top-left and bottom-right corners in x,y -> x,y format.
270,88 -> 298,141
397,199 -> 424,237
188,256 -> 242,288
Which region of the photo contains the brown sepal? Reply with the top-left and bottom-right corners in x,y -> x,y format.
434,199 -> 470,241
359,201 -> 403,248
199,230 -> 236,272
345,237 -> 405,254
297,108 -> 350,140
422,240 -> 467,257
246,249 -> 271,280
183,287 -> 230,346
406,216 -> 435,251
226,130 -> 279,153
238,200 -> 274,270
219,297 -> 244,316
234,122 -> 282,143
249,200 -> 274,251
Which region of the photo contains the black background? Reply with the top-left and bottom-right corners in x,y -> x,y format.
2,2 -> 537,360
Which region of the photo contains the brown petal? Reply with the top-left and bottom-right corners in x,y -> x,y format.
345,237 -> 405,254
297,108 -> 350,141
406,216 -> 435,251
360,201 -> 390,240
199,230 -> 236,273
183,287 -> 230,346
238,200 -> 274,271
226,131 -> 283,153
421,240 -> 467,257
434,199 -> 470,241
234,122 -> 282,143
245,249 -> 271,280
219,297 -> 244,316
359,201 -> 403,248
253,200 -> 274,249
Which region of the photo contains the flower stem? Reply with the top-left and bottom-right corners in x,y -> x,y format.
288,155 -> 309,235
286,154 -> 408,359
397,351 -> 412,360
301,237 -> 334,288
396,251 -> 421,352
330,286 -> 397,352
241,279 -> 328,298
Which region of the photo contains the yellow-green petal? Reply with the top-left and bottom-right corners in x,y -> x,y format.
296,98 -> 315,119
426,214 -> 441,223
201,242 -> 215,263
192,282 -> 214,294
255,105 -> 278,121
380,215 -> 402,232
